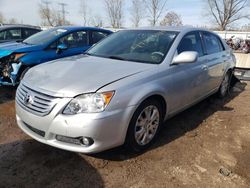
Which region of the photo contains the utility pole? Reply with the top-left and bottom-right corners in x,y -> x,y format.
58,2 -> 68,25
42,0 -> 51,10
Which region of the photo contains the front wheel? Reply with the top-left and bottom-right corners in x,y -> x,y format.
125,99 -> 163,152
218,72 -> 231,98
18,67 -> 30,81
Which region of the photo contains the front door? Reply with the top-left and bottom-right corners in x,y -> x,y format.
42,30 -> 91,63
166,31 -> 208,114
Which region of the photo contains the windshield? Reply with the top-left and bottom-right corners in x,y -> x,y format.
23,28 -> 68,45
87,30 -> 178,64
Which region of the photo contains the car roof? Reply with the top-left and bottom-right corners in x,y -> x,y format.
126,26 -> 212,33
0,24 -> 41,30
51,26 -> 113,33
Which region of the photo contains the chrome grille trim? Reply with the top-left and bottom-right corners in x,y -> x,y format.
16,83 -> 61,116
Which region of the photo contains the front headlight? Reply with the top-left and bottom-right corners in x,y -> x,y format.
63,91 -> 115,114
10,53 -> 26,62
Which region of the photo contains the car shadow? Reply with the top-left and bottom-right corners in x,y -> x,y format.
0,140 -> 104,188
92,81 -> 247,161
0,86 -> 16,104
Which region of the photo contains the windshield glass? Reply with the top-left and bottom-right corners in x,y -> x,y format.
87,30 -> 178,64
23,28 -> 68,45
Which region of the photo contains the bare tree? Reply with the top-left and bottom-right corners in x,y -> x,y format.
8,18 -> 18,24
91,15 -> 103,27
0,12 -> 5,23
205,0 -> 250,30
38,1 -> 70,26
130,0 -> 144,27
104,0 -> 124,28
38,1 -> 57,26
160,11 -> 182,26
143,0 -> 168,26
79,0 -> 90,25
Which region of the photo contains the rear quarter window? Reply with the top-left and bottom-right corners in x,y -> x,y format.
203,32 -> 224,55
91,31 -> 110,44
23,29 -> 40,39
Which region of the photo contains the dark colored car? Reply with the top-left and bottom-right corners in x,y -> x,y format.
0,26 -> 112,86
0,24 -> 41,43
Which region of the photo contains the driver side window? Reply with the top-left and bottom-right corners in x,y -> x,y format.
50,31 -> 88,49
177,32 -> 204,57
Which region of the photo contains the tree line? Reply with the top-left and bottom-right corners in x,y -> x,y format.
0,0 -> 250,31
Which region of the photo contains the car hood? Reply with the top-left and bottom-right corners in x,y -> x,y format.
23,55 -> 155,97
0,42 -> 43,58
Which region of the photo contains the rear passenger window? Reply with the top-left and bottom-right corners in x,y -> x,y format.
92,31 -> 109,44
203,32 -> 223,54
23,29 -> 39,39
5,29 -> 22,40
177,32 -> 204,57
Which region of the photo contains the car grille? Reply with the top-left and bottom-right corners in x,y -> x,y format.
16,83 -> 60,116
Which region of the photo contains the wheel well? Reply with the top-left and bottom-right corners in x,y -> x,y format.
227,68 -> 239,87
227,68 -> 233,74
18,65 -> 29,75
143,95 -> 167,119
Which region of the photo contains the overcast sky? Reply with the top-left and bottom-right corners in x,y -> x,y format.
0,0 -> 247,27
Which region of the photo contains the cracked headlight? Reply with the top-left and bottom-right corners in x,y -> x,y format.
63,91 -> 115,114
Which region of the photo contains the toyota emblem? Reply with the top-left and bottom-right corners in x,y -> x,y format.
23,93 -> 34,105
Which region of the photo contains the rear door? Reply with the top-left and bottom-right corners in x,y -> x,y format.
201,32 -> 226,93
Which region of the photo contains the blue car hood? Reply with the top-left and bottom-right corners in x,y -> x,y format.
0,42 -> 44,58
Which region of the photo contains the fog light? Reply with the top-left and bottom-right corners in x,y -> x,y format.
56,135 -> 94,146
80,137 -> 94,146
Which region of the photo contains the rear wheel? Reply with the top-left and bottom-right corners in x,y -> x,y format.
218,72 -> 231,98
125,99 -> 163,152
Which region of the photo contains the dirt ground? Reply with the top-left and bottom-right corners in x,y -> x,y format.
0,81 -> 250,188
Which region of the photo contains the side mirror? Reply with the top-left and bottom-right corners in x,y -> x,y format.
56,43 -> 68,54
172,51 -> 198,65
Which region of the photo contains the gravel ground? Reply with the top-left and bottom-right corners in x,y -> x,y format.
0,81 -> 249,188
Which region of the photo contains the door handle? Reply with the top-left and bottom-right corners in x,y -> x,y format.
202,65 -> 208,71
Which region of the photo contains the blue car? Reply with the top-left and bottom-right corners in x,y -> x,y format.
0,26 -> 112,86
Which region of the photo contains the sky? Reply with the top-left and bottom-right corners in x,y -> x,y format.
0,0 -> 247,28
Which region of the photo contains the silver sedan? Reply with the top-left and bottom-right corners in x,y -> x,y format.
16,27 -> 235,153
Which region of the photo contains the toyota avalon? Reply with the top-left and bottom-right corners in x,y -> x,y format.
16,27 -> 235,153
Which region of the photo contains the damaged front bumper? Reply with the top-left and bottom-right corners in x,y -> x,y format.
0,60 -> 22,86
234,67 -> 250,81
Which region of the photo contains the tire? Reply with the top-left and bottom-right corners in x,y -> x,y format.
19,67 -> 30,81
125,99 -> 163,153
218,71 -> 231,98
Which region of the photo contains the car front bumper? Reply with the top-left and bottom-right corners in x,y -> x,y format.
16,99 -> 136,153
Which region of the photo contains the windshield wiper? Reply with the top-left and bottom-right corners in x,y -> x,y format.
108,55 -> 127,61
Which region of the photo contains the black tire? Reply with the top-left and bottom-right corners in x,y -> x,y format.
218,71 -> 231,98
125,99 -> 163,153
19,67 -> 30,81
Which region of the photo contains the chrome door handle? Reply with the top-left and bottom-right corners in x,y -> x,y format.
202,65 -> 208,70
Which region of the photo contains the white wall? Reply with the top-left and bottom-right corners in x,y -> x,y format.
214,31 -> 250,40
